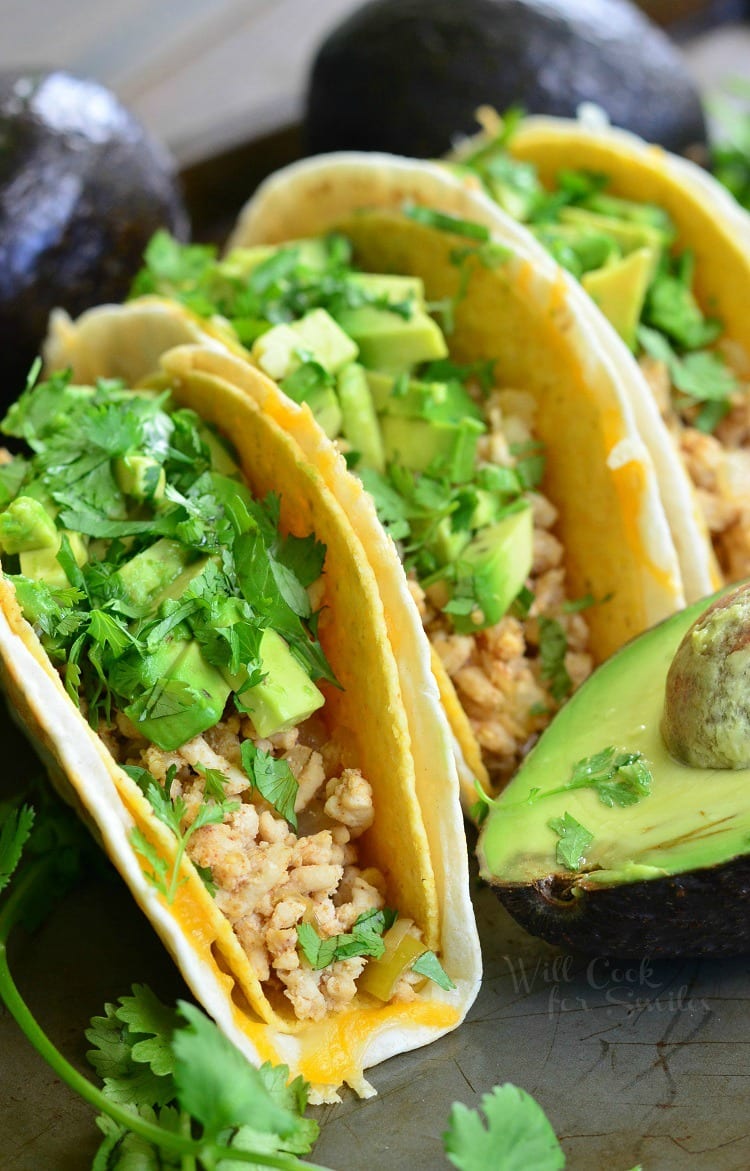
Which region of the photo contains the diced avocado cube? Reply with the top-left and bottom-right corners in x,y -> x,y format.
469,488 -> 505,530
335,304 -> 448,371
125,641 -> 231,751
346,273 -> 426,308
115,452 -> 165,501
115,538 -> 194,613
0,495 -> 58,554
430,517 -> 471,567
368,371 -> 483,425
293,309 -> 359,374
252,309 -> 358,381
337,363 -> 385,472
366,370 -> 399,412
282,368 -> 343,440
582,247 -> 656,351
380,415 -> 485,482
252,322 -> 303,382
200,425 -> 241,476
229,628 -> 325,738
146,555 -> 218,615
559,207 -> 667,257
20,530 -> 87,587
450,506 -> 534,634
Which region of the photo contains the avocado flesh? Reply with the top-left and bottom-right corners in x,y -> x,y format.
478,588 -> 750,955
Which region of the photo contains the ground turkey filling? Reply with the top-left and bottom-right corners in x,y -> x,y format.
640,353 -> 750,581
410,388 -> 594,790
99,710 -> 424,1022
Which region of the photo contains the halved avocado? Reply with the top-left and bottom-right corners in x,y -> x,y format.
477,586 -> 750,958
305,0 -> 707,159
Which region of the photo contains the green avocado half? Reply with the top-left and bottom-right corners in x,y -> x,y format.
477,586 -> 750,958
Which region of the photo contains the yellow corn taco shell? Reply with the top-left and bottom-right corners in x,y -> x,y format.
455,112 -> 749,600
47,154 -> 692,805
0,343 -> 480,1101
228,153 -> 690,792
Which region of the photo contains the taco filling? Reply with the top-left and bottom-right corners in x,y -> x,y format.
449,112 -> 750,582
133,231 -> 594,789
0,370 -> 451,1022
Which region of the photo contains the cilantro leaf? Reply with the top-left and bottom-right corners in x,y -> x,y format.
85,996 -> 175,1109
240,741 -> 298,830
538,617 -> 572,703
172,1001 -> 300,1141
297,908 -> 395,969
129,827 -> 170,898
444,1083 -> 565,1171
411,950 -> 456,991
548,812 -> 593,872
0,804 -> 34,893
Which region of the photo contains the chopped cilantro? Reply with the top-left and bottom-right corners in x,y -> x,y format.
297,908 -> 396,970
538,616 -> 572,703
548,811 -> 594,872
411,950 -> 456,991
638,325 -> 737,432
240,741 -> 298,829
0,374 -> 337,739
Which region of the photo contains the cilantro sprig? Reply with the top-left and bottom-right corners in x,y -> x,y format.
0,790 -> 329,1171
528,746 -> 653,809
124,764 -> 240,904
0,786 -> 645,1169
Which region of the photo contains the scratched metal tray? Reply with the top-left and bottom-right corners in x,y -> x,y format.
2,130 -> 750,1171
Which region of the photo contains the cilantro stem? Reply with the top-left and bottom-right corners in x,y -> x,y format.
0,858 -> 332,1170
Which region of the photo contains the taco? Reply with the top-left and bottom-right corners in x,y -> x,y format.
449,109 -> 750,600
0,345 -> 480,1101
47,154 -> 691,800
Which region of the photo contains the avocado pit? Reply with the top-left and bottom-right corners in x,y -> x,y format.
662,584 -> 750,769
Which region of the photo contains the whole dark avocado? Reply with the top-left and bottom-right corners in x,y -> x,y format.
0,69 -> 188,396
305,0 -> 707,159
477,586 -> 750,959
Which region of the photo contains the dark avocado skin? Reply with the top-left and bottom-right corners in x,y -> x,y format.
0,69 -> 188,397
305,0 -> 707,159
496,857 -> 750,958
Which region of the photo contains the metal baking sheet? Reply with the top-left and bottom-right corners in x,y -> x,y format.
1,699 -> 749,1170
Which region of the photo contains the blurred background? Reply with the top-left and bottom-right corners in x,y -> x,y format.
1,0 -> 749,165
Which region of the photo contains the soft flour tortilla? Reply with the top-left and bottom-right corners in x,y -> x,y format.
0,343 -> 480,1100
455,113 -> 749,600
